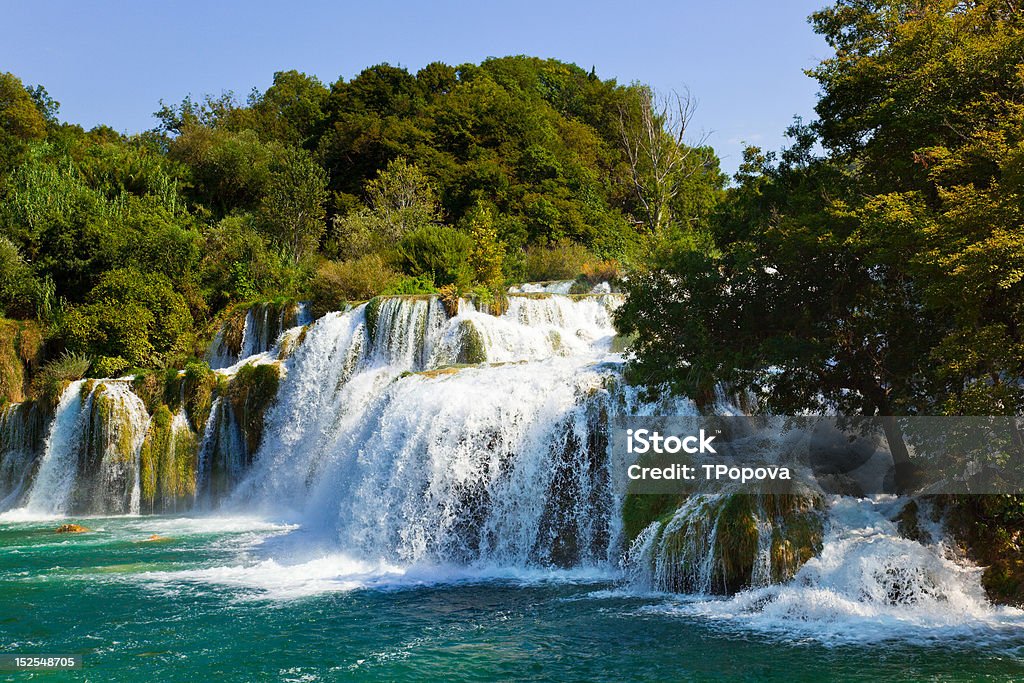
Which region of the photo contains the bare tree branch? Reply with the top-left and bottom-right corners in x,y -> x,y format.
618,87 -> 712,233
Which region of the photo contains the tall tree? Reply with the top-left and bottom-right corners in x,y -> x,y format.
257,146 -> 327,261
617,87 -> 712,234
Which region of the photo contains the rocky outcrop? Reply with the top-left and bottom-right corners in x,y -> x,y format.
623,491 -> 825,594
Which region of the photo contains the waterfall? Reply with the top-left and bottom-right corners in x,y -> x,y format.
0,401 -> 46,509
79,381 -> 150,515
5,380 -> 151,518
227,293 -> 626,567
16,380 -> 88,516
207,301 -> 312,369
1,288 -> 1018,639
667,496 -> 1024,642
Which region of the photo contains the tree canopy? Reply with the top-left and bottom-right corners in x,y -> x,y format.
0,59 -> 724,384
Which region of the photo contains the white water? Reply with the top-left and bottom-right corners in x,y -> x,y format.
0,403 -> 42,509
3,380 -> 151,519
11,380 -> 88,517
642,496 -> 1024,645
208,302 -> 313,369
228,294 -> 626,570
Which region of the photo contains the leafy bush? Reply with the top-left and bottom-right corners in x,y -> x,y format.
91,355 -> 129,378
523,240 -> 593,281
200,215 -> 293,307
310,254 -> 400,308
380,275 -> 438,295
32,350 -> 92,407
398,225 -> 472,287
0,236 -> 42,318
57,268 -> 194,367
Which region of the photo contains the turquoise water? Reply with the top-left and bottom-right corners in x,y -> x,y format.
2,516 -> 1023,682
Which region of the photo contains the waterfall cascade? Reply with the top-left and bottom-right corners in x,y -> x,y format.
640,496 -> 1024,642
0,288 -> 1018,631
207,301 -> 312,370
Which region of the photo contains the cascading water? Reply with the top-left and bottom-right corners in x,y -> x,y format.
0,400 -> 46,509
632,495 -> 1024,644
8,380 -> 151,518
14,380 -> 88,517
1,289 -> 1020,649
228,293 -> 627,569
207,301 -> 313,369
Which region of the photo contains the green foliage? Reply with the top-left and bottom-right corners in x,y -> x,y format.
256,145 -> 327,261
0,235 -> 43,318
620,4 -> 1024,426
91,355 -> 129,378
311,254 -> 400,308
0,317 -> 42,404
380,275 -> 439,295
465,204 -> 505,289
397,225 -> 472,286
31,350 -> 91,407
326,157 -> 440,260
523,240 -> 593,281
0,57 -> 725,384
0,72 -> 47,174
57,268 -> 194,367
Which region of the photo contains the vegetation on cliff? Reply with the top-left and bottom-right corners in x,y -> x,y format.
0,56 -> 723,396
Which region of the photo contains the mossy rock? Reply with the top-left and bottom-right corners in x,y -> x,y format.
633,492 -> 825,595
182,360 -> 216,431
227,363 -> 281,454
139,405 -> 198,512
621,493 -> 685,544
221,308 -> 248,357
455,320 -> 487,365
894,499 -> 931,544
130,371 -> 165,414
364,297 -> 383,341
0,318 -> 44,405
935,494 -> 1024,606
610,332 -> 637,354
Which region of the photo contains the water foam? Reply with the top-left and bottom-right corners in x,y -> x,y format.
644,496 -> 1024,646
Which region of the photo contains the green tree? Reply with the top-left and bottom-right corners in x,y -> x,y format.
256,145 -> 327,261
0,72 -> 47,174
465,204 -> 505,288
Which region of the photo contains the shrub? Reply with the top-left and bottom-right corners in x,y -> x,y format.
523,240 -> 593,281
0,236 -> 42,318
57,267 -> 194,367
398,225 -> 472,287
92,355 -> 130,378
310,254 -> 400,308
465,205 -> 505,289
380,275 -> 438,295
32,350 -> 92,407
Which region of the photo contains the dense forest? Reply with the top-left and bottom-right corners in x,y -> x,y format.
0,56 -> 723,397
619,0 -> 1024,421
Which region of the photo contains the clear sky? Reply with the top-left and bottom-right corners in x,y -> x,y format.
3,0 -> 832,176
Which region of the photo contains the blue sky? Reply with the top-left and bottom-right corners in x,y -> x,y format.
3,0 -> 832,176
